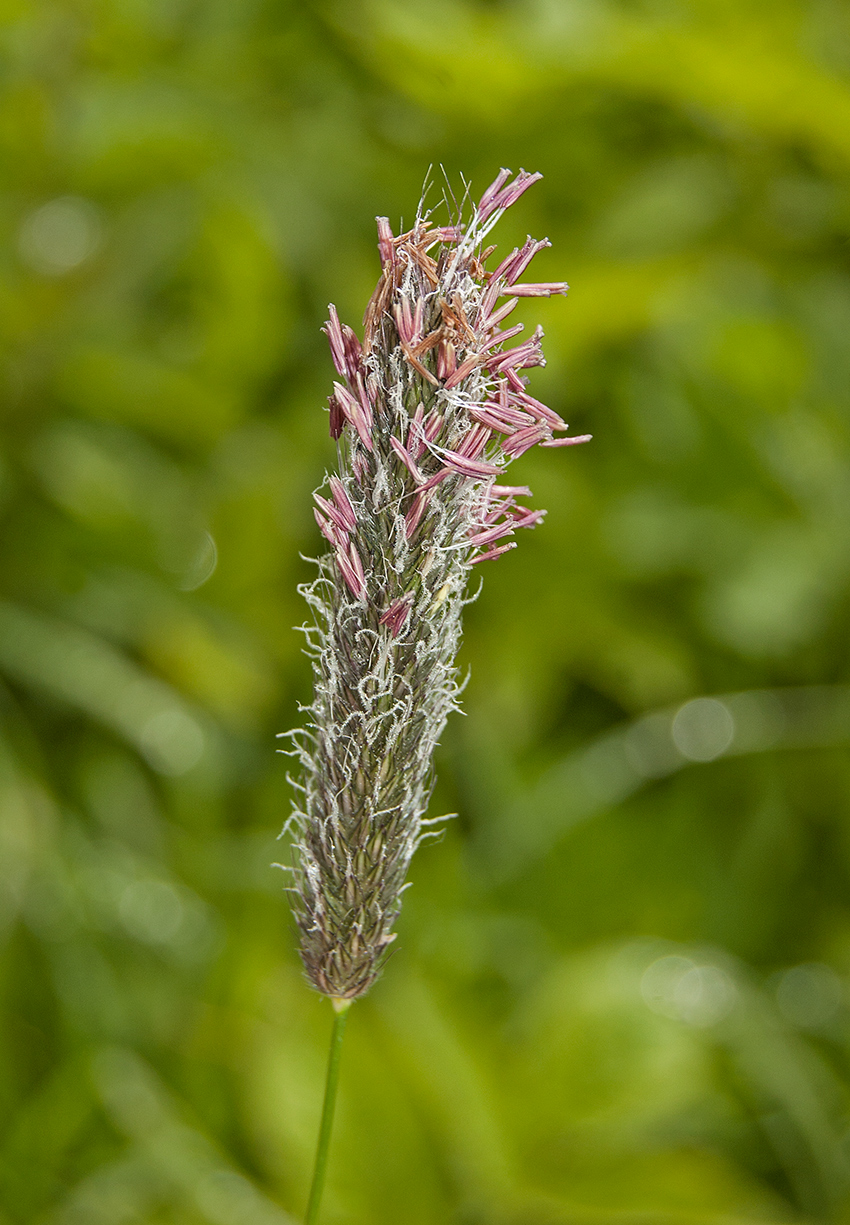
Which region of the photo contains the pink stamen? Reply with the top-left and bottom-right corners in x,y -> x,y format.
380,594 -> 414,637
482,493 -> 517,520
509,282 -> 569,297
332,382 -> 358,423
314,508 -> 342,548
425,225 -> 464,246
502,425 -> 549,457
456,423 -> 490,460
479,323 -> 524,354
512,391 -> 568,430
394,300 -> 414,344
315,493 -> 353,537
407,403 -> 425,458
440,451 -> 503,478
354,374 -> 375,430
376,217 -> 395,267
478,279 -> 501,324
541,434 -> 593,447
490,244 -> 520,283
482,298 -> 519,331
346,543 -> 367,599
342,323 -> 362,379
333,381 -> 374,452
390,436 -> 425,484
394,297 -> 425,346
487,326 -> 546,373
443,351 -> 483,389
469,541 -> 518,564
336,548 -> 365,600
501,236 -> 551,284
468,522 -> 516,547
324,304 -> 348,378
328,392 -> 345,440
436,341 -> 457,381
329,476 -> 357,531
510,507 -> 547,529
423,412 -> 444,444
417,467 -> 453,494
491,170 -> 544,213
469,407 -> 520,435
352,408 -> 374,451
476,168 -> 513,223
482,402 -> 536,427
395,297 -> 424,346
404,489 -> 431,538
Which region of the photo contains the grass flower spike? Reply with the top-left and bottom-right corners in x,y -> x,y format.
284,169 -> 590,1004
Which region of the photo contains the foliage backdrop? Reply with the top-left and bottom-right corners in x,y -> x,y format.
3,1 -> 850,1221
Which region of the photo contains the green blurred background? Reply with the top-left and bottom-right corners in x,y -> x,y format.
3,0 -> 850,1221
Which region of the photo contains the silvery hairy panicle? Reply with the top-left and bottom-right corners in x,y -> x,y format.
281,169 -> 590,1002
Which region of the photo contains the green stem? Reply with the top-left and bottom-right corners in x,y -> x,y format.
305,998 -> 351,1225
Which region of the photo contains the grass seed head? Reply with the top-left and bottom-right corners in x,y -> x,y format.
283,170 -> 590,1000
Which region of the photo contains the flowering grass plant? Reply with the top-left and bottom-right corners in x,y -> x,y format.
282,169 -> 588,1222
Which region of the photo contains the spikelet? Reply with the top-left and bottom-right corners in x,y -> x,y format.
281,170 -> 590,1000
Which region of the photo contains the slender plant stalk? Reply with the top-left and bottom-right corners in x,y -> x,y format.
305,998 -> 351,1225
283,167 -> 588,1220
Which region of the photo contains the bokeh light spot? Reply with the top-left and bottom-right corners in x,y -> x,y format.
139,708 -> 205,775
119,879 -> 184,944
776,963 -> 843,1029
641,955 -> 737,1027
641,955 -> 696,1018
18,196 -> 103,275
672,698 -> 735,761
178,531 -> 218,591
624,711 -> 679,777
